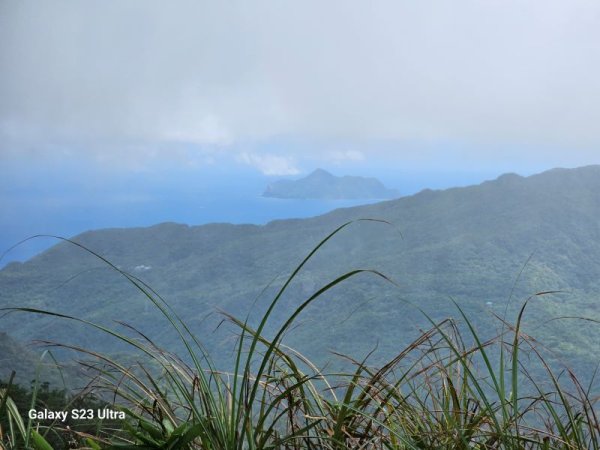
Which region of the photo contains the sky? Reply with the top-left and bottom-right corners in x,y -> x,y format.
1,1 -> 600,262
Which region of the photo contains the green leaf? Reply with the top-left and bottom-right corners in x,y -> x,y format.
30,429 -> 54,450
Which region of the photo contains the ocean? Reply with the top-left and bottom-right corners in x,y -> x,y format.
0,167 -> 501,267
0,189 -> 380,267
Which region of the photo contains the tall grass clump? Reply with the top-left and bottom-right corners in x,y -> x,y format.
1,221 -> 599,449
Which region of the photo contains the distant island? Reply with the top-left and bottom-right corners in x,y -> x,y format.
263,168 -> 400,199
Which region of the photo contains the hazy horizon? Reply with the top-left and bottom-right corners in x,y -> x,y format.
2,1 -> 600,263
0,162 -> 586,267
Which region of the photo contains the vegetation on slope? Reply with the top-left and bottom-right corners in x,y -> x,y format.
1,221 -> 599,449
2,166 -> 600,377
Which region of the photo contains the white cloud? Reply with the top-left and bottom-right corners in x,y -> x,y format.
237,152 -> 299,176
161,114 -> 233,146
1,0 -> 600,169
327,150 -> 365,163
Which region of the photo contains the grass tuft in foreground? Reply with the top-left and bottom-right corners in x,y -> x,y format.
1,221 -> 599,449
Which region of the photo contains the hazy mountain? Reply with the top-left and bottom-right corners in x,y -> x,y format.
263,168 -> 400,199
2,165 -> 600,382
0,332 -> 78,387
0,332 -> 38,383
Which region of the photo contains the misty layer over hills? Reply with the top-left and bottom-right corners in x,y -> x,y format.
1,166 -> 600,384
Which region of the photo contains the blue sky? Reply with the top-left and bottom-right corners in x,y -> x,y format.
1,1 -> 600,263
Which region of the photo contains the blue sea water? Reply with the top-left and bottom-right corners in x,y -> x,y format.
0,166 -> 500,267
0,187 -> 379,267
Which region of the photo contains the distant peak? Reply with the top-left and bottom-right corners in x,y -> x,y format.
263,168 -> 399,199
496,172 -> 523,182
308,168 -> 334,177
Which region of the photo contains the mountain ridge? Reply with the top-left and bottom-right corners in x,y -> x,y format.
2,165 -> 600,381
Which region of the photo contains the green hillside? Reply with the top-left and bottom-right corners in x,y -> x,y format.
1,166 -> 600,382
0,332 -> 80,388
